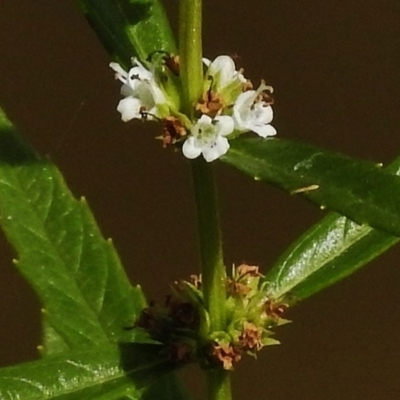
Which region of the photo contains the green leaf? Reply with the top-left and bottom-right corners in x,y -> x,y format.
265,213 -> 399,302
261,154 -> 400,302
0,109 -> 146,353
0,343 -> 176,400
223,138 -> 400,238
0,109 -> 190,399
77,0 -> 177,67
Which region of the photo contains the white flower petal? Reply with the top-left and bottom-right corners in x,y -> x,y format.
214,115 -> 235,137
234,90 -> 257,112
134,82 -> 156,107
205,55 -> 246,92
183,115 -> 234,162
251,124 -> 277,138
182,137 -> 202,159
257,104 -> 273,124
120,83 -> 134,97
233,89 -> 276,137
117,97 -> 142,122
202,137 -> 230,162
111,59 -> 169,121
128,63 -> 153,83
150,84 -> 167,105
110,62 -> 128,83
197,114 -> 213,125
202,57 -> 211,67
208,56 -> 236,87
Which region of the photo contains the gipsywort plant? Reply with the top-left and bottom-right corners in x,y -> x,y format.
0,1 -> 399,400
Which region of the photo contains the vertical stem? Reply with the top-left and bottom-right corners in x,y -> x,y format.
207,370 -> 232,400
180,2 -> 232,400
192,158 -> 231,396
179,0 -> 203,116
191,158 -> 226,332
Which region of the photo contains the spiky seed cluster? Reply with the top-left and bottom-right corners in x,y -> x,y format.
134,280 -> 204,364
110,54 -> 276,162
205,264 -> 289,370
133,264 -> 289,370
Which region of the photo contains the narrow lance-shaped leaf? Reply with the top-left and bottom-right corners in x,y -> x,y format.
0,108 -> 146,354
0,343 -> 177,400
238,145 -> 400,301
76,0 -> 177,68
264,212 -> 399,302
223,138 -> 400,238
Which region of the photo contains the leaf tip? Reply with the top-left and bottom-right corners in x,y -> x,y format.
254,176 -> 261,181
41,308 -> 47,314
12,258 -> 19,265
320,204 -> 327,210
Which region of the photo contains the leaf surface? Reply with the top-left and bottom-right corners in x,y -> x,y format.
77,0 -> 176,67
0,109 -> 146,354
223,138 -> 400,237
222,138 -> 400,301
0,344 -> 175,400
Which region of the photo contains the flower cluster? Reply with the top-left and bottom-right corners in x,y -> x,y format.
110,55 -> 276,162
205,264 -> 290,370
132,265 -> 289,370
133,279 -> 206,365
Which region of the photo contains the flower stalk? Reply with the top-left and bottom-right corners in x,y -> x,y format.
179,0 -> 203,116
207,369 -> 232,400
180,1 -> 232,399
191,156 -> 231,400
191,158 -> 226,332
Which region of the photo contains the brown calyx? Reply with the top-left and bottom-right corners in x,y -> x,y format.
161,116 -> 187,147
196,90 -> 224,117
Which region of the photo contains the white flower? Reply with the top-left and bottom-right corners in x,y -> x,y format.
200,56 -> 249,110
233,82 -> 277,138
110,59 -> 167,122
203,55 -> 246,92
182,115 -> 234,162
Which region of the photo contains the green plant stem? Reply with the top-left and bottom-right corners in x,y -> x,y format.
191,158 -> 226,332
191,158 -> 231,400
179,0 -> 203,116
207,369 -> 232,400
181,1 -> 231,399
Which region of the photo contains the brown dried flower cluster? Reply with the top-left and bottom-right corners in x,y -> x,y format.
196,90 -> 225,117
134,282 -> 201,364
208,321 -> 265,369
160,116 -> 187,147
204,264 -> 290,370
132,264 -> 289,371
210,341 -> 242,370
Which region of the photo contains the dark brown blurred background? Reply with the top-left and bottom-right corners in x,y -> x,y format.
1,1 -> 400,399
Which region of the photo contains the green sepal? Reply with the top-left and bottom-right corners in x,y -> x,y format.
171,280 -> 210,341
